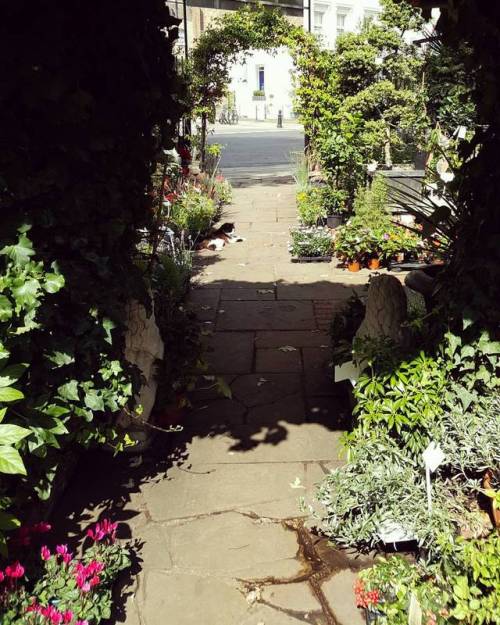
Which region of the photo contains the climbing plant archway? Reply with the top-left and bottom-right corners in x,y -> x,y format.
188,5 -> 322,167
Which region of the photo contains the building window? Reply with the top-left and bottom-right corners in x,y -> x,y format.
313,9 -> 325,34
336,10 -> 348,36
257,66 -> 265,92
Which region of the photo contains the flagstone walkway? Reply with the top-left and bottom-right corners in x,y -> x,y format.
50,179 -> 407,625
116,181 -> 379,625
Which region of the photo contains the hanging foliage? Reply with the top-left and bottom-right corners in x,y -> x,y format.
0,0 -> 185,545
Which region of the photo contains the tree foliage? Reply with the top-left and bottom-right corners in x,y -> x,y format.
0,0 -> 184,545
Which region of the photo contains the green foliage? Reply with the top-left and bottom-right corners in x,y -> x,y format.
289,228 -> 333,258
0,1 -> 184,553
350,351 -> 447,455
353,176 -> 390,230
357,533 -> 500,625
296,188 -> 326,227
169,187 -> 217,239
1,520 -> 131,624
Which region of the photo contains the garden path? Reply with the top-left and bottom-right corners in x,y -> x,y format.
58,181 -> 380,625
119,181 -> 378,625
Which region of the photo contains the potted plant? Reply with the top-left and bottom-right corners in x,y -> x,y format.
296,186 -> 327,227
334,221 -> 369,271
321,186 -> 348,229
289,226 -> 333,262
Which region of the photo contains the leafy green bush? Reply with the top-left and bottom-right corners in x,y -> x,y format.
353,176 -> 390,230
356,532 -> 500,625
349,351 -> 447,455
169,187 -> 217,238
289,227 -> 333,257
316,430 -> 477,557
213,175 -> 232,206
296,188 -> 326,226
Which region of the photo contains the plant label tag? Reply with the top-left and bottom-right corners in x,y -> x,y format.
408,593 -> 422,625
334,360 -> 361,384
423,441 -> 445,472
457,125 -> 467,139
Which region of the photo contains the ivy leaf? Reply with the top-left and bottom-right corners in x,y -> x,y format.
0,424 -> 30,445
0,233 -> 35,266
47,350 -> 75,367
0,510 -> 20,531
0,296 -> 13,322
0,364 -> 27,387
57,380 -> 80,402
0,446 -> 27,475
102,318 -> 115,345
12,278 -> 40,309
84,391 -> 105,412
0,387 -> 24,402
44,272 -> 65,294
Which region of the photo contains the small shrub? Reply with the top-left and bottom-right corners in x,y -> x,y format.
289,227 -> 333,258
353,175 -> 391,230
213,175 -> 232,206
296,187 -> 327,226
169,187 -> 217,238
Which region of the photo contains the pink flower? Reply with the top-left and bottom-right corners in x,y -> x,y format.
89,574 -> 100,588
56,544 -> 68,556
5,561 -> 25,578
87,518 -> 117,542
0,571 -> 4,583
76,621 -> 89,625
41,545 -> 51,561
63,609 -> 74,623
26,602 -> 41,614
62,552 -> 73,565
81,581 -> 91,593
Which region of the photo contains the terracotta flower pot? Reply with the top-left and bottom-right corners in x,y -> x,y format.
347,260 -> 361,272
367,257 -> 380,270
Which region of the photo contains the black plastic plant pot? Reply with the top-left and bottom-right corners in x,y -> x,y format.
365,607 -> 386,624
326,215 -> 342,229
291,255 -> 332,263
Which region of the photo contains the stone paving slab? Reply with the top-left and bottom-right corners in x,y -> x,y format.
255,347 -> 302,373
255,330 -> 329,348
217,300 -> 316,331
141,462 -> 308,521
206,331 -> 255,374
123,181 -> 375,625
167,512 -> 301,577
221,287 -> 276,301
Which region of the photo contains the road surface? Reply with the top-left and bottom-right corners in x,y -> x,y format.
209,120 -> 304,179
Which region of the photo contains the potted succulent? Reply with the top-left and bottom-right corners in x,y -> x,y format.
289,226 -> 333,262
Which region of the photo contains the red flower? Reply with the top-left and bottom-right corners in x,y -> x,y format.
41,545 -> 51,561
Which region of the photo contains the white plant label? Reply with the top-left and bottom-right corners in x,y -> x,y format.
423,441 -> 445,472
423,442 -> 445,513
408,593 -> 422,625
334,360 -> 361,385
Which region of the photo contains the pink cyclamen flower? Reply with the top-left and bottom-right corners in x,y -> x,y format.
41,545 -> 51,561
5,561 -> 25,578
0,571 -> 4,583
56,544 -> 68,556
89,574 -> 100,588
62,552 -> 73,565
63,609 -> 74,623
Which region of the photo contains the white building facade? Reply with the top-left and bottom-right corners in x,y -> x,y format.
228,0 -> 381,120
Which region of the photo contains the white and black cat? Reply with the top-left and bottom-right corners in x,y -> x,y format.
197,223 -> 245,251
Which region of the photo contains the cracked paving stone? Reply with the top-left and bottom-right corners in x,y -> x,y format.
140,572 -> 248,625
140,462 -> 307,521
167,512 -> 303,578
321,570 -> 366,625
